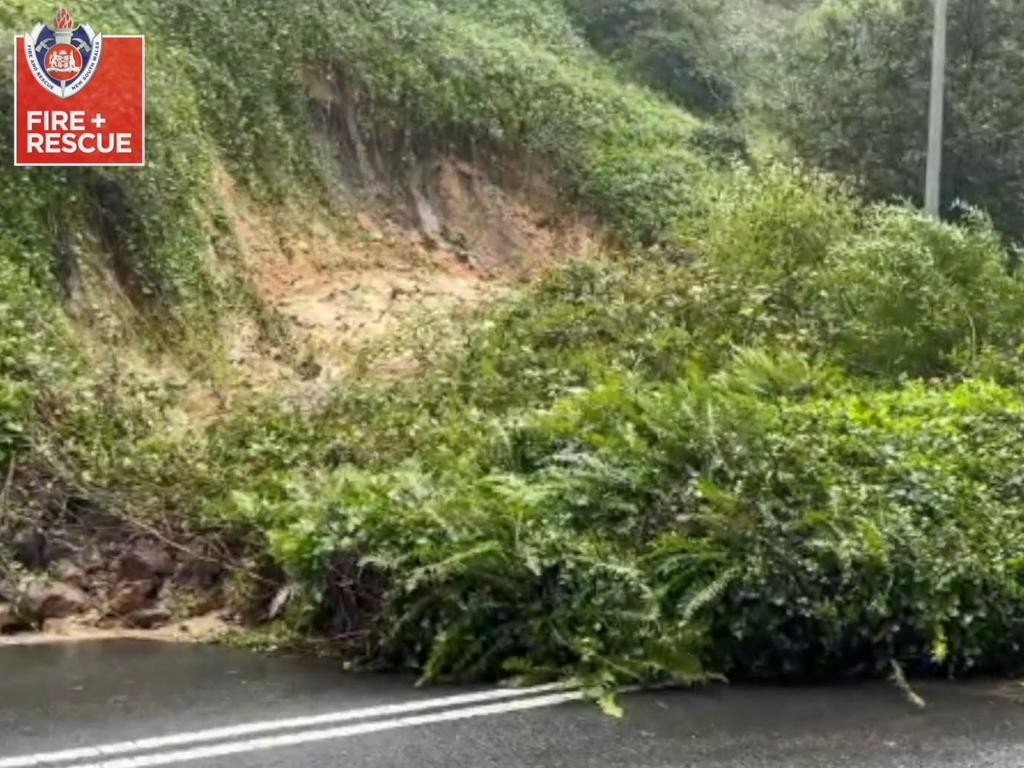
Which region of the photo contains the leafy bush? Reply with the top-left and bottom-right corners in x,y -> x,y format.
0,249 -> 70,469
0,380 -> 28,468
815,208 -> 1024,377
682,165 -> 1024,378
232,361 -> 1024,686
687,163 -> 860,278
203,158 -> 1024,692
704,378 -> 1024,678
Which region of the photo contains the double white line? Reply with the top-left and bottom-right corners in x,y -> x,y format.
0,683 -> 583,768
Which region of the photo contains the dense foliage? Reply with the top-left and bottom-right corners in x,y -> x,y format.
239,370 -> 1024,684
214,168 -> 1024,689
770,0 -> 1024,241
0,0 -> 722,534
563,0 -> 736,115
2,0 -> 1024,702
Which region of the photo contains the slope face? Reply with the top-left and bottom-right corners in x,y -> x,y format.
7,0 -> 1023,699
0,0 -> 703,638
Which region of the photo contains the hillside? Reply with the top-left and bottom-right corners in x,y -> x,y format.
0,0 -> 726,644
4,0 -> 1024,698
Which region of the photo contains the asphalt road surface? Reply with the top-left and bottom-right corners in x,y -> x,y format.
2,640 -> 1024,767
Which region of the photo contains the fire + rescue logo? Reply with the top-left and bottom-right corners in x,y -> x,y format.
24,8 -> 103,99
14,7 -> 145,166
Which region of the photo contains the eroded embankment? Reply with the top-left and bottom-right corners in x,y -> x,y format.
1,91 -> 599,642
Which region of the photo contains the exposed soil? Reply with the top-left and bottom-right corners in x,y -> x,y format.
5,124 -> 598,645
217,158 -> 595,392
0,612 -> 230,647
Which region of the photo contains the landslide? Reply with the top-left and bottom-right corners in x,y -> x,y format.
4,0 -> 1024,706
0,0 -> 720,639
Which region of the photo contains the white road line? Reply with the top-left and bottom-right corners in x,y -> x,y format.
0,683 -> 573,768
66,691 -> 585,768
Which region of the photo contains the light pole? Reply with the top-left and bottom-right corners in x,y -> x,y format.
924,0 -> 948,217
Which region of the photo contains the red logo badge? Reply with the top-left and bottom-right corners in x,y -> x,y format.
14,8 -> 145,166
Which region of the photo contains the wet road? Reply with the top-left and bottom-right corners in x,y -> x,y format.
2,640 -> 1024,767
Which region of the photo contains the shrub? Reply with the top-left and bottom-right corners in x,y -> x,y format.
816,207 -> 1024,377
233,360 -> 1024,686
210,160 -> 1024,690
690,164 -> 860,277
681,165 -> 1024,379
0,380 -> 28,469
704,378 -> 1024,678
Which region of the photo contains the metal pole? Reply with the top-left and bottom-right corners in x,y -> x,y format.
925,0 -> 948,217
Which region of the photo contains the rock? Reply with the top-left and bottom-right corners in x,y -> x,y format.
174,558 -> 224,590
453,160 -> 477,178
117,542 -> 175,582
108,580 -> 156,615
78,608 -> 103,626
24,580 -> 89,620
41,617 -> 72,635
158,579 -> 174,602
12,530 -> 47,569
78,544 -> 108,573
52,560 -> 89,590
126,605 -> 171,629
266,585 -> 294,621
356,213 -> 383,241
0,603 -> 26,633
0,578 -> 16,602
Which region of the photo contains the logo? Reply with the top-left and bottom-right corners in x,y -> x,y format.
14,8 -> 145,167
24,8 -> 104,99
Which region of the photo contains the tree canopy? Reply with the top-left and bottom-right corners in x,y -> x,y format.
770,0 -> 1024,241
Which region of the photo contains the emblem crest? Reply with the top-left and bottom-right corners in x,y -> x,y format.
24,8 -> 103,99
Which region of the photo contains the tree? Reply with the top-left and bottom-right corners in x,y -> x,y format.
770,0 -> 1024,242
563,0 -> 738,115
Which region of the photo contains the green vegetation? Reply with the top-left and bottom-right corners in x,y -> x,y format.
3,0 -> 1024,700
0,0 -> 722,530
769,0 -> 1024,241
563,0 -> 737,115
241,369 -> 1024,683
214,168 -> 1024,687
2,0 -> 715,302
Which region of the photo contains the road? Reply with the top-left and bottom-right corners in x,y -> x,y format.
1,640 -> 1023,767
